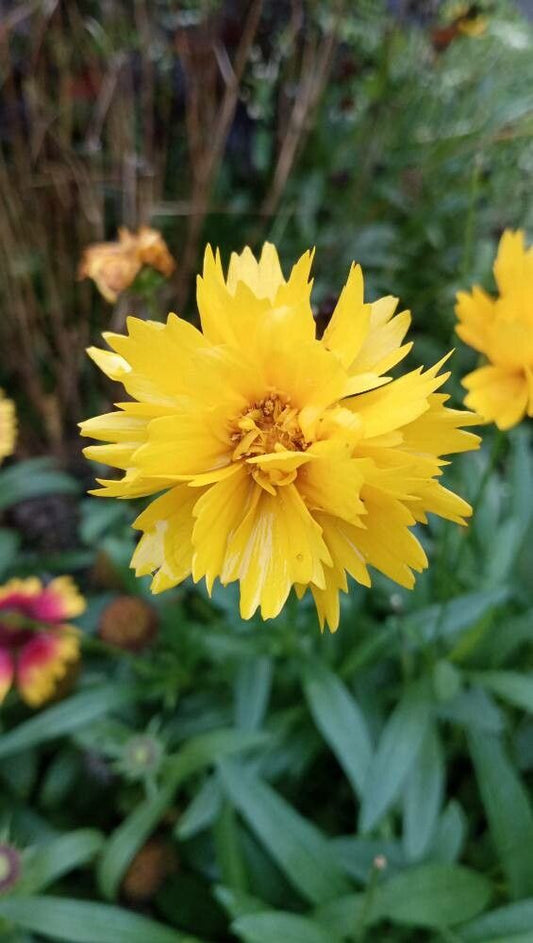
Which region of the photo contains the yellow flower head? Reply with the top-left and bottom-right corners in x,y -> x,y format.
456,229 -> 533,430
81,244 -> 479,631
0,390 -> 16,464
79,227 -> 175,303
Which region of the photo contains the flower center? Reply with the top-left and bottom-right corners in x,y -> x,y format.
231,393 -> 306,461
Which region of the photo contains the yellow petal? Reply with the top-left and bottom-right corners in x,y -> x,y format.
221,484 -> 331,619
352,354 -> 452,438
463,365 -> 528,430
192,464 -> 256,593
455,286 -> 494,354
322,264 -> 371,368
132,486 -> 197,592
349,299 -> 412,375
87,347 -> 131,381
493,229 -> 533,296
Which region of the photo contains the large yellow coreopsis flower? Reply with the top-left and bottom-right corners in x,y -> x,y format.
456,229 -> 533,430
81,244 -> 479,630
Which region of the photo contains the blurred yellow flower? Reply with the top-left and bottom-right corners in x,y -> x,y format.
0,576 -> 84,707
456,229 -> 533,430
81,243 -> 479,631
78,226 -> 175,303
0,390 -> 16,464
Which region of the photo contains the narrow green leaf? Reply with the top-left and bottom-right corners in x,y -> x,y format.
0,459 -> 79,511
359,682 -> 431,833
215,886 -> 265,921
214,802 -> 248,891
472,671 -> 533,713
176,775 -> 222,840
219,759 -> 351,905
233,911 -> 342,943
460,899 -> 533,941
302,660 -> 372,797
0,686 -> 137,759
99,729 -> 268,900
436,686 -> 504,732
314,895 -> 366,938
372,863 -> 491,928
428,800 -> 466,863
0,896 -> 192,942
406,588 -> 509,647
234,657 -> 273,731
403,723 -> 444,860
0,528 -> 20,578
20,829 -> 104,893
469,732 -> 533,899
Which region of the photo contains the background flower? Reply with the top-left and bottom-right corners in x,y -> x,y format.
456,229 -> 533,429
78,227 -> 175,303
0,390 -> 16,464
0,576 -> 85,707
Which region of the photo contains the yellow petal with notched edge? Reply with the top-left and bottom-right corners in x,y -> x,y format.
322,264 -> 370,368
221,484 -> 331,620
132,486 -> 198,592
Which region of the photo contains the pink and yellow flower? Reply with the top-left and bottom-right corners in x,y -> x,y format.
0,577 -> 85,708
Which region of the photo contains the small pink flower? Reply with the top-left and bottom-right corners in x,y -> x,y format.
0,577 -> 85,708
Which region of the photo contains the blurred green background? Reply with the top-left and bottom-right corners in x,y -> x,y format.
0,1 -> 532,941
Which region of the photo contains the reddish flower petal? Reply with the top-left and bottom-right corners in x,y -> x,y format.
16,629 -> 79,708
28,576 -> 86,622
0,646 -> 14,703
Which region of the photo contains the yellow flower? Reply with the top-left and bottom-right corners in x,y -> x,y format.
0,390 -> 16,464
79,227 -> 175,303
81,244 -> 479,631
456,229 -> 533,430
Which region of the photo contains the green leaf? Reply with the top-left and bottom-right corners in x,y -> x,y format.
314,895 -> 366,938
214,802 -> 248,891
406,588 -> 509,647
219,759 -> 351,905
359,681 -> 431,833
302,660 -> 372,797
0,527 -> 20,578
436,686 -> 504,732
460,899 -> 533,940
99,729 -> 268,900
373,863 -> 492,928
176,775 -> 222,840
0,458 -> 79,511
0,686 -> 137,759
233,911 -> 342,943
215,886 -> 265,922
234,657 -> 273,731
468,731 -> 533,899
403,723 -> 444,860
330,837 -> 405,883
428,800 -> 466,863
0,896 -> 192,942
20,829 -> 104,893
472,671 -> 533,713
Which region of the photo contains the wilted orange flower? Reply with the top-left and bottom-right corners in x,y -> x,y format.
0,390 -> 16,464
456,229 -> 533,430
79,226 -> 175,303
0,577 -> 85,707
